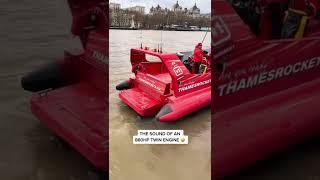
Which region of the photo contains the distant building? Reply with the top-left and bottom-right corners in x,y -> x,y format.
189,3 -> 200,18
173,1 -> 183,12
109,1 -> 209,28
150,4 -> 169,15
149,1 -> 204,18
109,2 -> 120,11
109,3 -> 145,28
126,6 -> 145,14
109,2 -> 131,27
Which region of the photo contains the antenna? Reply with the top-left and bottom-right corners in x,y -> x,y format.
140,27 -> 143,49
201,30 -> 208,44
160,26 -> 163,53
160,10 -> 165,53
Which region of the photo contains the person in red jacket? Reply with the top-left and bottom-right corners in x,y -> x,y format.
192,43 -> 204,74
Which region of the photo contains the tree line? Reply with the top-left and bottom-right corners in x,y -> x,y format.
110,9 -> 210,29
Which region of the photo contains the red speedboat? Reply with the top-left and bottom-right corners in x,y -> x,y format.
213,0 -> 320,178
21,0 -> 108,173
116,47 -> 211,122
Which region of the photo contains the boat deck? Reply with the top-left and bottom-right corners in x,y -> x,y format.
30,82 -> 107,171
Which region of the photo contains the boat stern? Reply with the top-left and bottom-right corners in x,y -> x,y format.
118,72 -> 171,117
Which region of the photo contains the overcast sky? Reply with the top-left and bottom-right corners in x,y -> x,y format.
109,0 -> 211,14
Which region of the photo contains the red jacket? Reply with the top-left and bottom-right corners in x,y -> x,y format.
193,45 -> 204,63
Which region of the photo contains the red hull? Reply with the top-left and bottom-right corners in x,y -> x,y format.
213,0 -> 320,177
31,82 -> 107,171
214,79 -> 320,177
117,48 -> 212,122
158,87 -> 211,122
22,0 -> 108,171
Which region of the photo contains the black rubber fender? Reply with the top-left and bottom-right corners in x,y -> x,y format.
155,104 -> 173,121
116,80 -> 131,90
21,62 -> 66,92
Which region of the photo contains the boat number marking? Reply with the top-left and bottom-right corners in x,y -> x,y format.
171,61 -> 183,77
212,16 -> 231,47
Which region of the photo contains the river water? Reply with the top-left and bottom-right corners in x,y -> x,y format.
109,30 -> 211,180
0,0 -> 97,179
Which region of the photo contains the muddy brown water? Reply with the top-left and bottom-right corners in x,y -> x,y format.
109,30 -> 211,180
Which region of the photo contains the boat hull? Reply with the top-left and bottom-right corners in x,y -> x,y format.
213,79 -> 320,178
119,87 -> 164,117
156,87 -> 211,122
30,82 -> 107,171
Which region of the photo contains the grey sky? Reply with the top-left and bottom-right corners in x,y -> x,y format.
110,0 -> 211,14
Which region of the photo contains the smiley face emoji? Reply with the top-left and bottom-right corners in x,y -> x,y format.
180,137 -> 185,142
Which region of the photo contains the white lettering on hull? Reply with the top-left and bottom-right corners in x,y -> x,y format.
178,79 -> 211,92
218,57 -> 320,96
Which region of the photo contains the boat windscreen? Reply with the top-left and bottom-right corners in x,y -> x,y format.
178,51 -> 193,62
178,49 -> 211,62
145,54 -> 161,62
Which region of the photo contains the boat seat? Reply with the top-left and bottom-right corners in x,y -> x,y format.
281,11 -> 320,38
139,62 -> 164,74
281,8 -> 309,39
153,73 -> 172,84
119,88 -> 163,116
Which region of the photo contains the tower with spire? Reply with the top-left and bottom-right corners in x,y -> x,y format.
173,1 -> 182,12
189,1 -> 200,17
149,1 -> 202,18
